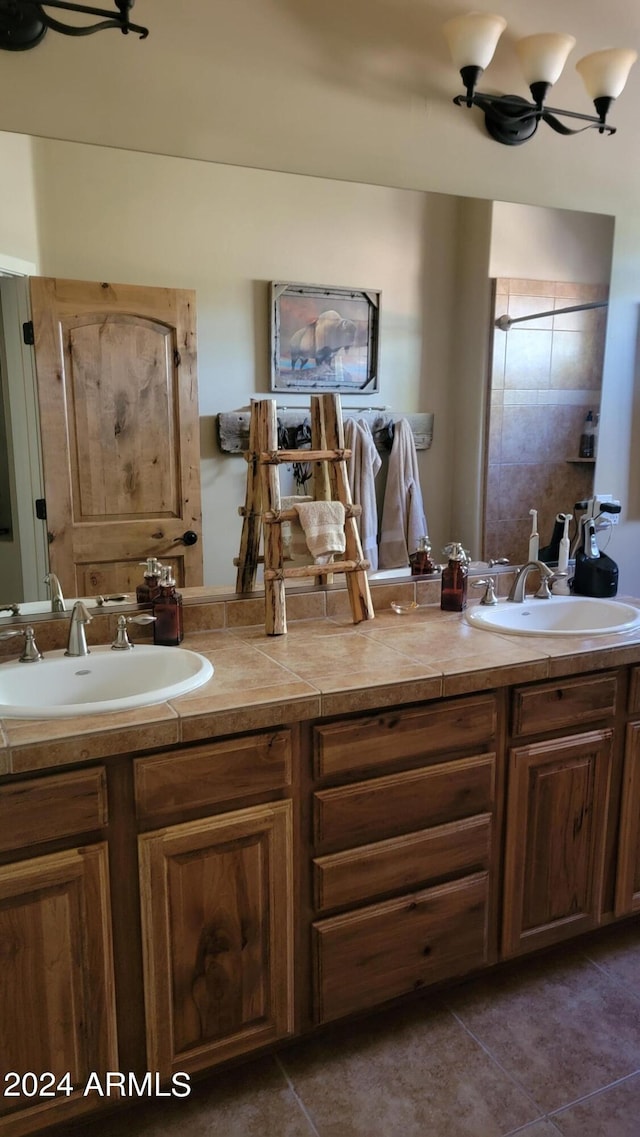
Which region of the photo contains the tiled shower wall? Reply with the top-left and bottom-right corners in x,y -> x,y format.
483,278 -> 608,565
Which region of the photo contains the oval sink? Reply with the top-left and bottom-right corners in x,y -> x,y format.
465,595 -> 640,637
0,644 -> 214,719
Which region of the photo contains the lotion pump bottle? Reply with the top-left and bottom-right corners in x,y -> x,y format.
136,557 -> 163,603
153,567 -> 184,646
440,543 -> 469,612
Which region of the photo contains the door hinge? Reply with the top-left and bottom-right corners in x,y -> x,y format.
23,320 -> 34,345
35,498 -> 47,520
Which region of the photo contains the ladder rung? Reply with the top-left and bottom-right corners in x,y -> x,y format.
264,559 -> 370,581
252,448 -> 352,465
263,504 -> 362,523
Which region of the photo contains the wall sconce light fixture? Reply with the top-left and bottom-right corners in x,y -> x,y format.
0,0 -> 148,51
443,12 -> 637,145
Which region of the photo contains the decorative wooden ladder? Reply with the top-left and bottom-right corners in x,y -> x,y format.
235,394 -> 374,635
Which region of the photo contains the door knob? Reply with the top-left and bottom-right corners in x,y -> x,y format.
174,530 -> 199,546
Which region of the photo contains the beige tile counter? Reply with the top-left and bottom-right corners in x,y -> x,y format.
2,594 -> 640,776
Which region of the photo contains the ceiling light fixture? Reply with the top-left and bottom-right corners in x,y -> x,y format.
443,12 -> 637,145
0,0 -> 148,51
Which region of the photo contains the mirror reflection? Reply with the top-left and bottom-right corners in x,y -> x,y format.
0,132 -> 614,606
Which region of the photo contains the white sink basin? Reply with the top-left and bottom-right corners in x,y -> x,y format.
0,644 -> 214,718
465,595 -> 640,637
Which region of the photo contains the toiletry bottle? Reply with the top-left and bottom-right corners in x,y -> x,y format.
579,410 -> 595,459
136,557 -> 163,603
440,542 -> 469,612
153,567 -> 184,645
410,536 -> 435,576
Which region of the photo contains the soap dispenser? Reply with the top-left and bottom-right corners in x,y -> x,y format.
410,536 -> 435,576
153,567 -> 184,645
440,543 -> 469,612
136,557 -> 163,604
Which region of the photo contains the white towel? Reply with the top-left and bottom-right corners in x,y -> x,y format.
294,501 -> 346,563
281,494 -> 313,559
378,418 -> 428,569
344,417 -> 381,572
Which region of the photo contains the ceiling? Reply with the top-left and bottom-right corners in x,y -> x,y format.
0,0 -> 639,214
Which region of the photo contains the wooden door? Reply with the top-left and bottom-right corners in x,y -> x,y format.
502,730 -> 613,958
0,844 -> 118,1136
615,721 -> 640,916
138,800 -> 294,1078
30,277 -> 203,596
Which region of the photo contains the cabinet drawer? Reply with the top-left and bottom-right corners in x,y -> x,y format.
0,767 -> 107,854
313,872 -> 489,1022
135,731 -> 292,823
512,673 -> 617,738
314,753 -> 495,853
313,814 -> 491,913
313,695 -> 496,779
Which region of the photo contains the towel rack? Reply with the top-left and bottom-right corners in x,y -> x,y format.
235,395 -> 374,635
218,407 -> 434,454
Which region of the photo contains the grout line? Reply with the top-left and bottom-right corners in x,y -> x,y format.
274,1053 -> 323,1137
579,949 -> 640,1005
445,1006 -> 549,1123
546,1066 -> 640,1118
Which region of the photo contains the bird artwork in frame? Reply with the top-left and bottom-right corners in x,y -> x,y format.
270,281 -> 381,394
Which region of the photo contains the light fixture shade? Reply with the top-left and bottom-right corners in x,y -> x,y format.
515,33 -> 576,86
443,11 -> 507,71
576,48 -> 638,99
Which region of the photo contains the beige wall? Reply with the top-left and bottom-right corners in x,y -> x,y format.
0,133 -> 40,268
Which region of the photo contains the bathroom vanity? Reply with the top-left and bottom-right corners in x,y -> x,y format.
1,589 -> 640,1135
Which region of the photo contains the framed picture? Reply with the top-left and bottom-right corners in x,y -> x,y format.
270,281 -> 380,394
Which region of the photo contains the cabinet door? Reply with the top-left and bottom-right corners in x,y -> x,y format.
615,722 -> 640,917
138,800 -> 294,1078
0,844 -> 118,1136
502,730 -> 613,958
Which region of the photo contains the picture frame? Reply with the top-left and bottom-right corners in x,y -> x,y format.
270,281 -> 381,394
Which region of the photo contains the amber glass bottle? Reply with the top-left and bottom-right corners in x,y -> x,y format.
153,569 -> 184,645
440,542 -> 469,612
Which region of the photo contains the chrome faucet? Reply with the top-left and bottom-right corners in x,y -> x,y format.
65,600 -> 93,657
507,560 -> 555,603
44,572 -> 66,612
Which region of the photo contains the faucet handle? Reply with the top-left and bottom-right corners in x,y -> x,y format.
534,576 -> 554,599
472,577 -> 498,605
0,625 -> 43,662
111,614 -> 156,650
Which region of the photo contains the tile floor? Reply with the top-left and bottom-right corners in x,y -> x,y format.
68,919 -> 640,1137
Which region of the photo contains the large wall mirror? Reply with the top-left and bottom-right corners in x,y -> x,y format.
0,132 -> 614,605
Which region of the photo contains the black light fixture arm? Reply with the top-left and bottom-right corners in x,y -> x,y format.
453,88 -> 615,145
0,1 -> 148,49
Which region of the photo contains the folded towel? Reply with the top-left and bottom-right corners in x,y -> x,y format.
294,501 -> 346,563
281,494 -> 313,558
378,419 -> 428,569
345,418 -> 381,572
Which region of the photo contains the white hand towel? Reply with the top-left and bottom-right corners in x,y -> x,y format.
294,501 -> 346,563
344,418 -> 381,571
378,418 -> 428,569
281,494 -> 313,558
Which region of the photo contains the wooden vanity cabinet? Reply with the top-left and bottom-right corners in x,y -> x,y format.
309,694 -> 500,1024
615,667 -> 640,915
502,674 -> 617,958
0,768 -> 117,1137
134,731 -> 296,1079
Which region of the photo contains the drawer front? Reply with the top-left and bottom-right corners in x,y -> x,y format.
512,673 -> 617,738
313,695 -> 496,779
0,767 -> 107,854
313,872 -> 489,1022
314,753 -> 495,853
313,814 -> 492,913
135,731 -> 292,823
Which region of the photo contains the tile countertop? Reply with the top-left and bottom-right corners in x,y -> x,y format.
2,599 -> 640,777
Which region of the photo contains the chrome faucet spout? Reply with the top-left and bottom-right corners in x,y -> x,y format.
44,572 -> 66,613
507,560 -> 555,603
65,600 -> 93,657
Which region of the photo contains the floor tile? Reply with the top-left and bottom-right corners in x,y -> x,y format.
68,1057 -> 317,1137
446,950 -> 640,1114
279,1000 -> 540,1137
581,920 -> 640,995
551,1072 -> 640,1136
502,1123 -> 561,1137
